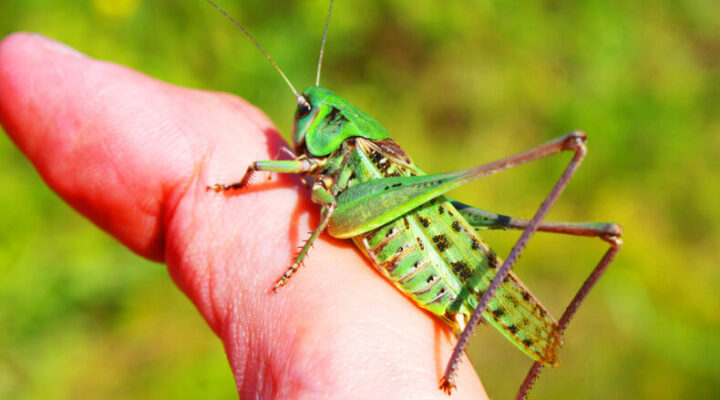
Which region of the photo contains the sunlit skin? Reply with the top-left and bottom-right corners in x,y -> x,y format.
0,33 -> 489,399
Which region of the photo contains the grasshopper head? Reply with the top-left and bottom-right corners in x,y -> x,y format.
292,86 -> 389,157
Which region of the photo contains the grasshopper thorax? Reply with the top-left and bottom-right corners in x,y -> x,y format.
293,86 -> 390,157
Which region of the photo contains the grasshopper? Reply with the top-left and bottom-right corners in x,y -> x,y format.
205,0 -> 623,398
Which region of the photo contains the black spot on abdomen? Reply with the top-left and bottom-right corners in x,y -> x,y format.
432,234 -> 451,252
451,261 -> 473,281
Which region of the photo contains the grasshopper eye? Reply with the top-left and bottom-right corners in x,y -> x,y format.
296,98 -> 312,118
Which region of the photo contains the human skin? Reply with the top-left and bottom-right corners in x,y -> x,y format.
0,33 -> 488,399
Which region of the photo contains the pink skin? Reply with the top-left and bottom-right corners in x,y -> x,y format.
0,33 -> 488,399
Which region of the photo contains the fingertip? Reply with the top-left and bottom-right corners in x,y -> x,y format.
0,33 -> 192,260
1,32 -> 86,60
0,33 -> 93,159
0,32 -> 86,108
0,32 -> 290,263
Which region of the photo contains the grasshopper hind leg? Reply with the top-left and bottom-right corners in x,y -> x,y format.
516,234 -> 622,400
450,201 -> 624,398
440,132 -> 621,397
440,133 -> 590,392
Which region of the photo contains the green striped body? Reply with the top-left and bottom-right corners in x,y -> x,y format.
316,136 -> 561,365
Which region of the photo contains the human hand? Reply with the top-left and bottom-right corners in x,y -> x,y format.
0,33 -> 487,399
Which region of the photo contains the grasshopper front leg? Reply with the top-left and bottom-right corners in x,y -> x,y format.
207,158 -> 321,192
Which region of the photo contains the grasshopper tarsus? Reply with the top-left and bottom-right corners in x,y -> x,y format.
207,182 -> 246,192
208,165 -> 259,192
272,261 -> 302,292
206,183 -> 227,192
438,377 -> 456,395
271,277 -> 285,292
207,183 -> 225,192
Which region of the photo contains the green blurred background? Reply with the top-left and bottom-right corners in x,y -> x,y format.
1,0 -> 718,398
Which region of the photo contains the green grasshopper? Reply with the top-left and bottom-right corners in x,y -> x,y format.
205,0 -> 623,398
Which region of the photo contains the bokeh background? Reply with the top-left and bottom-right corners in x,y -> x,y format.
1,0 -> 719,398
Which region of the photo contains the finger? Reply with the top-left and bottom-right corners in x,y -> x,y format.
0,32 -> 280,261
0,33 -> 489,399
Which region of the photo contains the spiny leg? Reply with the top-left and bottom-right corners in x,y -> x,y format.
440,131 -> 588,393
451,201 -> 622,237
515,234 -> 622,400
207,158 -> 320,192
272,184 -> 337,291
450,201 -> 624,398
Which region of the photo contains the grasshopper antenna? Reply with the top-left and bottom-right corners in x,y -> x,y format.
204,0 -> 301,100
315,0 -> 335,86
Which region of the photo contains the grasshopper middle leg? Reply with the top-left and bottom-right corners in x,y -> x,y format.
272,184 -> 337,291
